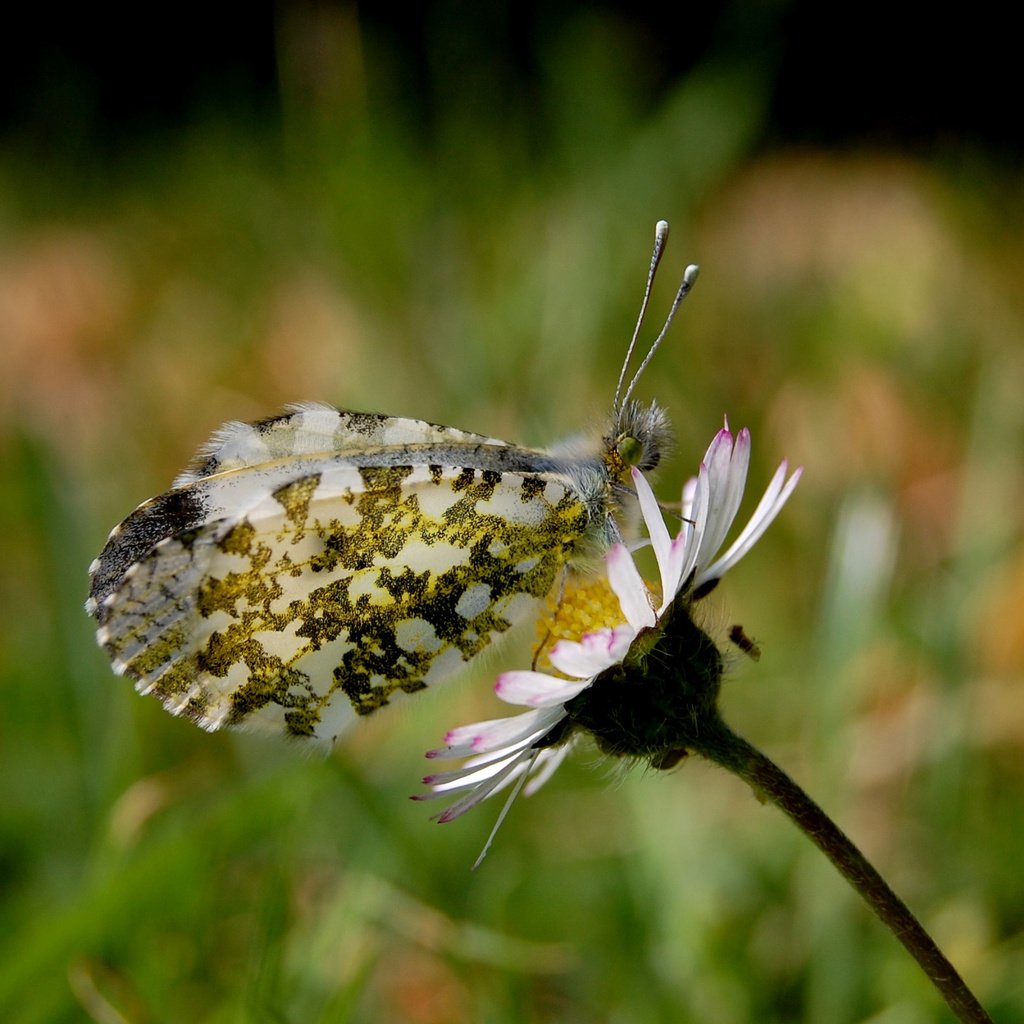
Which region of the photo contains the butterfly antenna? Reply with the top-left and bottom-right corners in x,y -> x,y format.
613,220 -> 671,415
619,261 -> 700,411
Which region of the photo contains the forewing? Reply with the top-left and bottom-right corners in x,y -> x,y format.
89,406 -> 535,612
173,403 -> 514,486
92,461 -> 590,744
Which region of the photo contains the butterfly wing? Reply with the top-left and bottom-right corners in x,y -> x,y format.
171,402 -> 519,486
89,407 -> 591,743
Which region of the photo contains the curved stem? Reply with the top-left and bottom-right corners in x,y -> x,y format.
693,717 -> 992,1024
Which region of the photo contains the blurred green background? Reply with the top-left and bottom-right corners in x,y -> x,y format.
2,4 -> 1022,1022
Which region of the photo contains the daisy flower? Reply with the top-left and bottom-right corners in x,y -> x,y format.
417,422 -> 802,846
413,429 -> 994,1024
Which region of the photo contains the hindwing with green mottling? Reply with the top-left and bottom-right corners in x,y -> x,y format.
88,404 -> 605,743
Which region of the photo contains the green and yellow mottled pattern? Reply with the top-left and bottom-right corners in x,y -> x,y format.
99,462 -> 589,742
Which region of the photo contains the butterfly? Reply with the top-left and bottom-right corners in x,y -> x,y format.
86,222 -> 698,745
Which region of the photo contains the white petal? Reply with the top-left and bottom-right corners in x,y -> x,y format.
523,743 -> 573,796
435,752 -> 533,821
421,745 -> 524,793
678,462 -> 711,585
631,468 -> 673,596
680,475 -> 697,520
606,543 -> 656,631
658,532 -> 690,611
697,463 -> 802,586
423,752 -> 520,790
630,465 -> 687,611
433,706 -> 563,757
495,670 -> 591,707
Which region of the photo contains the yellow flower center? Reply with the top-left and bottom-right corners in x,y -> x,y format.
534,572 -> 637,673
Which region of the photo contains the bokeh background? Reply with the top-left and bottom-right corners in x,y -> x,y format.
2,4 -> 1022,1022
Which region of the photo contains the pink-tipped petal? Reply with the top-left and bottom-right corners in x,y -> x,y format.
436,713 -> 539,757
496,670 -> 591,707
548,626 -> 631,678
442,717 -> 507,748
422,752 -> 518,789
697,427 -> 750,564
703,425 -> 735,475
474,708 -> 559,749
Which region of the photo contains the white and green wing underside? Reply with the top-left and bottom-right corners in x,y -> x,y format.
88,405 -> 591,743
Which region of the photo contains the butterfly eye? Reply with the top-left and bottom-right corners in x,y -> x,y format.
616,434 -> 645,468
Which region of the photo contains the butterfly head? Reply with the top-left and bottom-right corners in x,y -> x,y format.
607,399 -> 672,478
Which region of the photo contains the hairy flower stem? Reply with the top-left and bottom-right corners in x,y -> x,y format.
694,717 -> 992,1024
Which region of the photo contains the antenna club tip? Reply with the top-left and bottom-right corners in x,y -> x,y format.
684,264 -> 700,285
655,219 -> 670,235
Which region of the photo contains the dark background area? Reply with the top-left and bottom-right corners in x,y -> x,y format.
2,2 -> 1020,158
